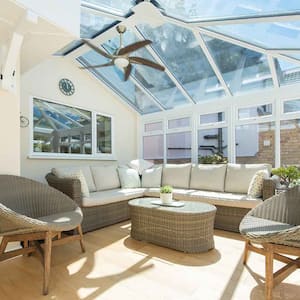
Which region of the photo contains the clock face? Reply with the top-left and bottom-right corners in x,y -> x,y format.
59,78 -> 75,96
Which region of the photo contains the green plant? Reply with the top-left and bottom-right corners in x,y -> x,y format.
272,166 -> 300,187
160,185 -> 173,193
198,154 -> 228,164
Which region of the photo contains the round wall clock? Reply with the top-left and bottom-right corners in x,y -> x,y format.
59,78 -> 75,96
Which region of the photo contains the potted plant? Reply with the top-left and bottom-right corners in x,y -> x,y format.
272,166 -> 300,188
198,153 -> 227,164
160,185 -> 173,204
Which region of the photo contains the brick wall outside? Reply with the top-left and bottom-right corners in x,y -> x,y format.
237,119 -> 300,167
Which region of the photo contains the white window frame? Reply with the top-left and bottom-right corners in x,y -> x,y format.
29,96 -> 115,160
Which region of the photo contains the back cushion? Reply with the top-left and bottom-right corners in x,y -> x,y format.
225,163 -> 271,194
117,167 -> 141,188
141,166 -> 162,188
162,164 -> 191,189
52,166 -> 96,192
190,164 -> 227,192
91,166 -> 120,191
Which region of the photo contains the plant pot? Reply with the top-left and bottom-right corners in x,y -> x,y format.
160,193 -> 173,204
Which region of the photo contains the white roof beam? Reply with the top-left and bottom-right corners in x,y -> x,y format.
193,30 -> 232,97
80,5 -> 125,21
133,27 -> 196,105
267,56 -> 280,88
81,1 -> 126,19
182,13 -> 300,27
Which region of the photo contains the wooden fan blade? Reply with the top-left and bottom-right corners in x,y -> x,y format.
82,39 -> 113,59
79,61 -> 114,69
118,40 -> 152,56
129,56 -> 165,71
124,64 -> 132,81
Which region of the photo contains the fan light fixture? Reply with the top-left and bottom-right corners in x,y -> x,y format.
80,25 -> 165,81
114,57 -> 130,69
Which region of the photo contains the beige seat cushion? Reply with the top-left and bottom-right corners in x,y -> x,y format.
52,166 -> 96,192
82,188 -> 145,207
141,166 -> 162,188
162,163 -> 191,189
225,163 -> 271,194
91,166 -> 120,191
190,164 -> 227,192
118,167 -> 141,188
144,188 -> 260,209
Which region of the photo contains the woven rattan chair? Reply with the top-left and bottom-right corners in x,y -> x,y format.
0,175 -> 85,295
239,186 -> 300,300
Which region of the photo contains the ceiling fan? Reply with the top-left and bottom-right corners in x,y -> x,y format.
80,25 -> 165,81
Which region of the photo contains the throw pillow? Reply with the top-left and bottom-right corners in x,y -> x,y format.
54,169 -> 90,197
118,167 -> 141,188
128,159 -> 154,175
247,169 -> 269,198
141,166 -> 162,188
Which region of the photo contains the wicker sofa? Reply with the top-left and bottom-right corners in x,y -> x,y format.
46,163 -> 276,233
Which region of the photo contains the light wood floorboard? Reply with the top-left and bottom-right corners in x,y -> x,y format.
0,221 -> 299,300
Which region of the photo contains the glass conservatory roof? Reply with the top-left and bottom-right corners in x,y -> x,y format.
58,1 -> 300,114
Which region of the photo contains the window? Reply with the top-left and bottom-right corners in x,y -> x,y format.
200,112 -> 225,125
168,117 -> 190,129
144,121 -> 163,132
198,128 -> 228,162
283,99 -> 300,114
143,135 -> 164,164
32,98 -> 113,158
97,115 -> 112,154
236,122 -> 275,166
280,119 -> 300,166
167,132 -> 191,163
238,104 -> 272,120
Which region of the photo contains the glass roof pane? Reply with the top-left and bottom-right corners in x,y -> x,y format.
83,0 -> 135,16
80,9 -> 118,38
77,51 -> 161,114
275,58 -> 300,86
138,23 -> 225,103
208,21 -> 300,49
103,29 -> 190,109
203,34 -> 273,94
156,0 -> 300,22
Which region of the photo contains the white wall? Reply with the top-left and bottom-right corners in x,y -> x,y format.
21,58 -> 138,182
0,90 -> 20,175
16,0 -> 80,37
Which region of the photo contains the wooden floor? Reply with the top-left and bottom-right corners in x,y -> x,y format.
0,221 -> 299,300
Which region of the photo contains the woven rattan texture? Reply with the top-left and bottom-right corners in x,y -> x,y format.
129,198 -> 216,253
240,186 -> 300,247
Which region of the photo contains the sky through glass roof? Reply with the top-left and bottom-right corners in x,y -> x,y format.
55,1 -> 300,114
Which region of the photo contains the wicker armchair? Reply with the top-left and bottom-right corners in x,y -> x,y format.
239,186 -> 300,300
0,175 -> 85,295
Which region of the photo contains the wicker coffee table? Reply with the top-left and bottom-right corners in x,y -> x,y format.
128,198 -> 216,253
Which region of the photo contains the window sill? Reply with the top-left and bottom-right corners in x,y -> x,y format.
28,154 -> 117,161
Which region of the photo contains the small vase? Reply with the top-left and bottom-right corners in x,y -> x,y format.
160,193 -> 173,204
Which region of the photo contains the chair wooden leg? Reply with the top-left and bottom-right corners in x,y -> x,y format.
43,231 -> 52,296
0,237 -> 8,255
77,225 -> 85,253
265,244 -> 274,300
243,240 -> 250,264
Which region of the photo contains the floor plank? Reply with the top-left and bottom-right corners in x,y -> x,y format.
0,221 -> 299,300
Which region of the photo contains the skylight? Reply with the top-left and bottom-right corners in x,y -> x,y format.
156,0 -> 300,22
56,1 -> 300,114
